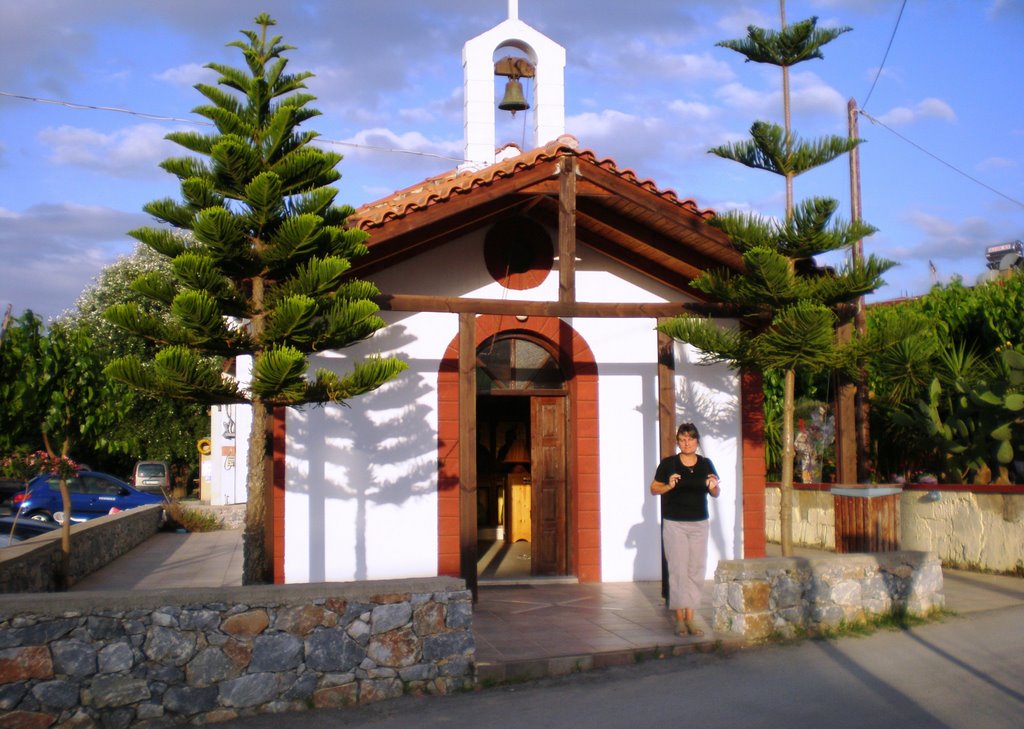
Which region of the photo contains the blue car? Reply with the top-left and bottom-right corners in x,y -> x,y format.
0,515 -> 60,546
14,471 -> 165,524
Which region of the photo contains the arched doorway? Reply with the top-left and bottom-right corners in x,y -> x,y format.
436,315 -> 600,584
475,333 -> 568,579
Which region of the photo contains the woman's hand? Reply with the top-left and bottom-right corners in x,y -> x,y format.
706,475 -> 720,497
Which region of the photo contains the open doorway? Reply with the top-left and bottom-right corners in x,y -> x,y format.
476,395 -> 533,580
473,333 -> 570,582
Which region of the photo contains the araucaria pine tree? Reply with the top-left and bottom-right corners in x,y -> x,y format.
658,8 -> 893,556
105,14 -> 407,583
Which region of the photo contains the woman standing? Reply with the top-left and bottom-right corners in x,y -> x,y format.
649,423 -> 720,636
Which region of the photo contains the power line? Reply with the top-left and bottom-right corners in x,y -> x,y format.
0,90 -> 466,163
858,109 -> 1024,210
861,0 -> 907,112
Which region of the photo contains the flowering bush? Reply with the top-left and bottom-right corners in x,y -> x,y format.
1,449 -> 81,482
794,405 -> 836,483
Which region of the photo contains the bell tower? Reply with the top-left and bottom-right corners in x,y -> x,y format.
462,0 -> 566,168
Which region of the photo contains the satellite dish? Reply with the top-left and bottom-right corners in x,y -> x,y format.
998,252 -> 1022,271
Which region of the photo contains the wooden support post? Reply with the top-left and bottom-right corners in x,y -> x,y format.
458,312 -> 478,599
559,155 -> 577,305
656,324 -> 676,459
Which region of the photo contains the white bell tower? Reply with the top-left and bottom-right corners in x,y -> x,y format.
462,0 -> 566,168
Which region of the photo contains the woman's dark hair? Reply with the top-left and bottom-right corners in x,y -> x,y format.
676,422 -> 700,440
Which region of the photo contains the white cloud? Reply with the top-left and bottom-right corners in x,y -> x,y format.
790,71 -> 847,118
640,50 -> 735,84
565,109 -> 677,173
668,100 -> 716,120
897,210 -> 997,261
714,82 -> 773,116
341,128 -> 462,160
988,0 -> 1024,18
877,98 -> 956,126
977,156 -> 1017,170
154,62 -> 214,87
37,123 -> 180,178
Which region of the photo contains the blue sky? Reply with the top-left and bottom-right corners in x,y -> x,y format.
1,0 -> 1022,322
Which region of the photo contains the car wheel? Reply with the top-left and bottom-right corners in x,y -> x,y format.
27,511 -> 54,523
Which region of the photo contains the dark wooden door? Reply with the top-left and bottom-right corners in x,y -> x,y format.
531,396 -> 567,574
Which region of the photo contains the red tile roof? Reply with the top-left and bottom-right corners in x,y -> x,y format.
350,134 -> 716,231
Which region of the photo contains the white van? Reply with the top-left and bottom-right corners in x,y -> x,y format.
133,461 -> 171,495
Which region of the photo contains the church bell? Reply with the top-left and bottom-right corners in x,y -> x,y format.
498,77 -> 529,115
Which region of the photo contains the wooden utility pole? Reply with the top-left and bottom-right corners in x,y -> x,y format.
848,98 -> 871,482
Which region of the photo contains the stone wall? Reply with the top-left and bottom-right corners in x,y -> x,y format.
765,486 -> 1024,573
0,506 -> 164,594
0,578 -> 474,726
183,503 -> 246,530
765,487 -> 835,549
713,551 -> 945,641
901,490 -> 1024,571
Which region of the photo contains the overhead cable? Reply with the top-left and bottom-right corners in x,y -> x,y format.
0,90 -> 466,163
859,110 -> 1024,210
861,0 -> 908,112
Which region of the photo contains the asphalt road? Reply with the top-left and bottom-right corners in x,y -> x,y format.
219,604 -> 1024,729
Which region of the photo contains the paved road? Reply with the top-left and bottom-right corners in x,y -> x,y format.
217,604 -> 1024,729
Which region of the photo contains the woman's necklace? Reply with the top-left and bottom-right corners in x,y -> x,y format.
679,455 -> 697,473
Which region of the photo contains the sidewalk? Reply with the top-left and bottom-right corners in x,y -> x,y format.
69,528 -> 244,591
68,529 -> 1024,684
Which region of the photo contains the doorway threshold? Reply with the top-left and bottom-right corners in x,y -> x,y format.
478,575 -> 579,587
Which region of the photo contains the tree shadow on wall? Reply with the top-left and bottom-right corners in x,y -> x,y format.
288,323 -> 438,581
674,343 -> 741,564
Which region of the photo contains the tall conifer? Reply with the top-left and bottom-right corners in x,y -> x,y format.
658,8 -> 892,555
105,15 -> 407,582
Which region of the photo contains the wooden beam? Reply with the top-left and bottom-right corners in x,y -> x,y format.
347,197 -> 529,278
355,159 -> 560,241
559,156 -> 577,305
526,198 -> 706,295
458,312 -> 478,599
575,161 -> 718,233
375,293 -> 708,318
575,198 -> 729,276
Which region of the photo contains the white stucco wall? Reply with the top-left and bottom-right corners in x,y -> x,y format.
282,225 -> 743,583
573,251 -> 741,581
207,356 -> 252,506
284,311 -> 454,582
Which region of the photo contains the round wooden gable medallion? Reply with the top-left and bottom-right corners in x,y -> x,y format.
484,216 -> 554,290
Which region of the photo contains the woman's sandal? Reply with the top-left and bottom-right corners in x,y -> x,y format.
674,620 -> 688,636
684,619 -> 704,637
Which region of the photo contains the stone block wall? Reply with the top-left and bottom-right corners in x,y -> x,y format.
0,578 -> 474,726
765,487 -> 834,549
901,490 -> 1024,571
0,506 -> 164,594
765,486 -> 1024,573
713,551 -> 944,641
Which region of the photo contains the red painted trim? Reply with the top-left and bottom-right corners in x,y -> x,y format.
740,370 -> 767,558
437,316 -> 602,582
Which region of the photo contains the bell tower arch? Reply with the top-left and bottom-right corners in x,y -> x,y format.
462,0 -> 566,168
